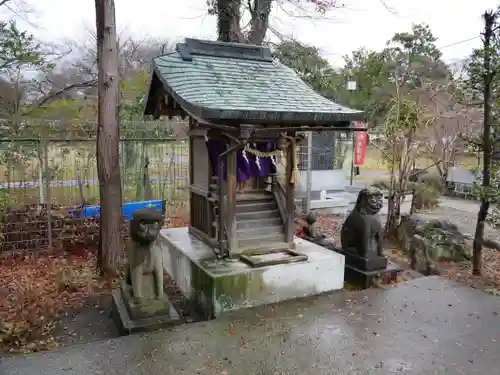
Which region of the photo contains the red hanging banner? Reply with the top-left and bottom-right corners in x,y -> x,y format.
353,121 -> 367,166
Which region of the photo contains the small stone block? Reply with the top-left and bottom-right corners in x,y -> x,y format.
120,281 -> 170,320
344,266 -> 380,289
335,248 -> 387,271
379,261 -> 404,284
111,288 -> 182,336
343,261 -> 404,289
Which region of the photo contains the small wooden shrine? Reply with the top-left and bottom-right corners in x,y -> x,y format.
144,38 -> 364,260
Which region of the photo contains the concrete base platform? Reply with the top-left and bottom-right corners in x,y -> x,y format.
111,288 -> 181,335
156,227 -> 345,319
4,277 -> 500,375
344,261 -> 404,289
335,248 -> 388,271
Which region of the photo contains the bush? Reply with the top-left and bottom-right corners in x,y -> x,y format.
371,179 -> 391,191
418,173 -> 445,193
371,173 -> 444,211
411,174 -> 444,210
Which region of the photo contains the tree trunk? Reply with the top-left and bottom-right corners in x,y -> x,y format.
247,0 -> 272,45
472,12 -> 495,276
216,0 -> 272,45
216,0 -> 244,43
95,0 -> 123,275
473,200 -> 489,275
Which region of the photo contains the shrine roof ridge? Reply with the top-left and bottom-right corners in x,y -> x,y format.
176,38 -> 273,63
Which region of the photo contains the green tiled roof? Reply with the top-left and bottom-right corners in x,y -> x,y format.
145,38 -> 364,124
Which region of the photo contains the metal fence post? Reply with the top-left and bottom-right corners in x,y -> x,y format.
42,138 -> 53,249
305,131 -> 312,213
37,140 -> 45,204
173,141 -> 177,202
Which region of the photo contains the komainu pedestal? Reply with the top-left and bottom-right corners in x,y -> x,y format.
111,209 -> 180,335
339,187 -> 391,288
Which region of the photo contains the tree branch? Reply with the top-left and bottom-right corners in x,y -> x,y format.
35,79 -> 97,108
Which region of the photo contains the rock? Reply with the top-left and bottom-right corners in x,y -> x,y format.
482,238 -> 500,251
398,215 -> 429,253
398,215 -> 472,273
409,234 -> 439,276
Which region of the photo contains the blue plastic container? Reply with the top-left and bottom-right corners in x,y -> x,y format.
76,200 -> 165,221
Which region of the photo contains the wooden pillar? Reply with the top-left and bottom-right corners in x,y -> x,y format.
206,130 -> 213,237
285,131 -> 296,246
225,139 -> 238,254
188,117 -> 195,227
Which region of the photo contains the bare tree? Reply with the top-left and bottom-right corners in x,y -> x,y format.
418,82 -> 482,181
95,0 -> 123,274
471,10 -> 497,275
211,0 -> 341,45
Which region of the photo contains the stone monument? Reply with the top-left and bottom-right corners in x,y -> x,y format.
111,208 -> 180,335
339,187 -> 396,287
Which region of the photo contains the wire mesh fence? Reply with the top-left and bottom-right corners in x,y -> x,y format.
0,119 -> 189,253
0,122 -> 358,252
295,131 -> 353,214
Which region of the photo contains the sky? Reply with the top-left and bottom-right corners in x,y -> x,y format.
4,0 -> 500,67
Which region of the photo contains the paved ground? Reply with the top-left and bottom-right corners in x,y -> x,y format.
428,197 -> 499,241
2,277 -> 499,375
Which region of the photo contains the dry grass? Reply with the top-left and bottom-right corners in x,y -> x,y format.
440,248 -> 500,295
0,142 -> 189,185
6,182 -> 189,206
360,146 -> 479,172
0,140 -> 189,207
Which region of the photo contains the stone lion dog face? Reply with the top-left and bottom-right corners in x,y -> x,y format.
358,187 -> 383,215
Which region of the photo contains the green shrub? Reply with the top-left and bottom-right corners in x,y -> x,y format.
410,173 -> 443,210
371,179 -> 391,191
370,173 -> 443,211
417,173 -> 445,194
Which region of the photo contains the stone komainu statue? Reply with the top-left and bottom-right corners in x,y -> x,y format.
124,208 -> 165,301
341,187 -> 384,259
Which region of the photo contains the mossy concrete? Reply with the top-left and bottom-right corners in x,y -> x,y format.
120,281 -> 171,320
111,288 -> 181,336
157,227 -> 345,318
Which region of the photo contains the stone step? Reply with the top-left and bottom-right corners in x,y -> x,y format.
208,188 -> 274,202
236,190 -> 273,202
237,225 -> 284,238
237,234 -> 288,251
236,209 -> 281,221
236,200 -> 277,213
236,217 -> 282,230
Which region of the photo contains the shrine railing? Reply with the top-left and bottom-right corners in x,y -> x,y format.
190,187 -> 214,238
271,173 -> 287,222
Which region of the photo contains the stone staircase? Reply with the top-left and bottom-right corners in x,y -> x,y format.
235,190 -> 287,251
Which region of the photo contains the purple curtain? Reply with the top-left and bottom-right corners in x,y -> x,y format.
206,138 -> 227,179
205,139 -> 276,181
247,141 -> 275,177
